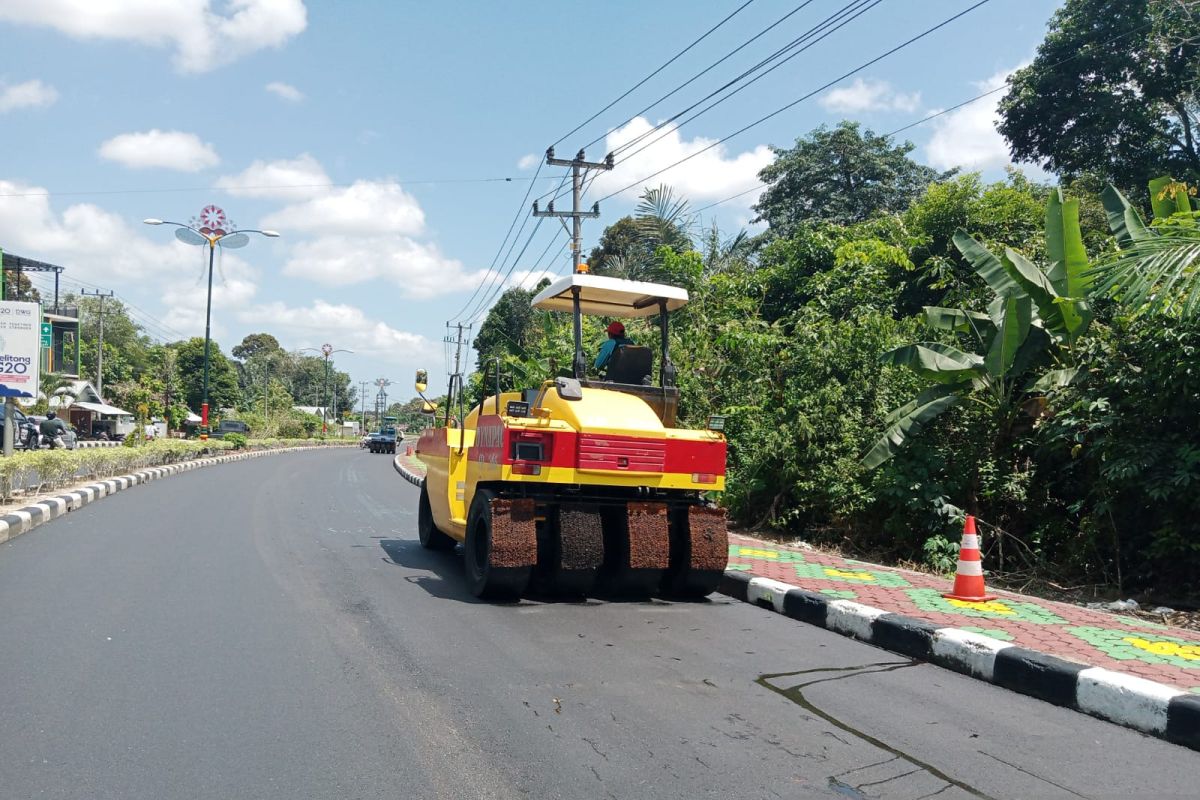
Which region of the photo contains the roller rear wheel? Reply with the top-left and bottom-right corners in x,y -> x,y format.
417,481 -> 456,551
465,490 -> 534,601
532,504 -> 603,598
595,503 -> 668,598
662,504 -> 728,599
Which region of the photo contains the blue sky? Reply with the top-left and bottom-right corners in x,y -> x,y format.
0,0 -> 1062,395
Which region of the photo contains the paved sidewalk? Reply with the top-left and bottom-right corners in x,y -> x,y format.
392,447 -> 1200,693
729,533 -> 1200,693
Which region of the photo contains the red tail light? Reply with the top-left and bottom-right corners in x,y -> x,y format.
691,473 -> 718,484
508,430 -> 552,476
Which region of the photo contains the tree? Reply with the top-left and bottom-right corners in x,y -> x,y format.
864,190 -> 1095,487
231,333 -> 282,361
473,286 -> 536,371
754,121 -> 952,234
588,216 -> 641,274
173,337 -> 241,413
998,0 -> 1200,192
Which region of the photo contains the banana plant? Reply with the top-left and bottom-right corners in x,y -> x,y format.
863,189 -> 1090,469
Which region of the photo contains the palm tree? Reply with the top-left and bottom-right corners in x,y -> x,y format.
1089,179 -> 1200,318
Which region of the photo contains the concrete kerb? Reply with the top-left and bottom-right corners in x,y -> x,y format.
384,457 -> 1199,751
0,446 -> 345,547
718,571 -> 1200,752
392,454 -> 425,488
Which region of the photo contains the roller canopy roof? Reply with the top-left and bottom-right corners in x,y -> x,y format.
530,274 -> 689,317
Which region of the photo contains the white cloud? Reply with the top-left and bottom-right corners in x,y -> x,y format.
0,178 -> 225,286
235,300 -> 431,364
589,117 -> 772,205
215,154 -> 330,199
0,0 -> 308,73
517,153 -> 539,170
279,234 -> 485,298
0,79 -> 58,112
508,269 -> 559,291
265,81 -> 303,102
99,129 -> 220,172
261,180 -> 424,236
160,272 -> 259,335
925,67 -> 1021,172
819,78 -> 920,114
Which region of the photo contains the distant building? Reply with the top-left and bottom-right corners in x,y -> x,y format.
1,250 -> 81,378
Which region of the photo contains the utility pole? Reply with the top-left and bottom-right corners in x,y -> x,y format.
81,288 -> 114,399
359,380 -> 368,434
533,147 -> 613,378
441,323 -> 470,427
373,377 -> 391,429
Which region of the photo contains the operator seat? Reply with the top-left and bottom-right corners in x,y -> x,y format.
605,345 -> 654,385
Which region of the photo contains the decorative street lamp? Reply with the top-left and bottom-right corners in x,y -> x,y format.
301,344 -> 352,435
144,207 -> 279,439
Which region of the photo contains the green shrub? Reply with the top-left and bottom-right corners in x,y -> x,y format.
224,433 -> 248,450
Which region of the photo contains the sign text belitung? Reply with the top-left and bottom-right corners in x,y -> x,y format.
0,301 -> 41,402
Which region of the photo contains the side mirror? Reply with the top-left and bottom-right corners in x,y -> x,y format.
421,400 -> 438,414
415,369 -> 428,394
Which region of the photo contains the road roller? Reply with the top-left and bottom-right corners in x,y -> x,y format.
414,273 -> 728,600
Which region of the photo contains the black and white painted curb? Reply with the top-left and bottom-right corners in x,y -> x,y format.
75,441 -> 122,449
392,453 -> 425,488
0,447 -> 339,547
719,571 -> 1200,751
386,455 -> 1199,750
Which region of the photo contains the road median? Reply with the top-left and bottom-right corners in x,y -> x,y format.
0,442 -> 353,546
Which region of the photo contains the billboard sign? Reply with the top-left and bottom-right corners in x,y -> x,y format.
0,301 -> 41,402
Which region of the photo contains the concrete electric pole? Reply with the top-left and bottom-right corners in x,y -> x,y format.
81,288 -> 114,399
532,148 -> 613,377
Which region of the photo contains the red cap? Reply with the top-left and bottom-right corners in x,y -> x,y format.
607,321 -> 625,336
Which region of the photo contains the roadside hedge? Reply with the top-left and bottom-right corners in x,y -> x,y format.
0,438 -> 353,501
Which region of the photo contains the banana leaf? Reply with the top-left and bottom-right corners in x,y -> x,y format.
984,294 -> 1031,377
1030,367 -> 1080,392
1045,190 -> 1091,297
1100,185 -> 1151,248
862,385 -> 963,469
1009,325 -> 1052,377
954,230 -> 1023,299
923,306 -> 993,334
879,342 -> 984,383
1003,248 -> 1092,340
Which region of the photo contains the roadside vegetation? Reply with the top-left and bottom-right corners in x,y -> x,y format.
466,0 -> 1200,600
0,438 -> 352,502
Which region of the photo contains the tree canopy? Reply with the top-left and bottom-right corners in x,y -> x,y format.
753,121 -> 952,234
998,0 -> 1200,191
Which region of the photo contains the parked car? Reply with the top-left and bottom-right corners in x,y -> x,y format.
1,406 -> 40,451
211,419 -> 250,439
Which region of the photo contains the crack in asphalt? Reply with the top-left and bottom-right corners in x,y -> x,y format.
757,661 -> 999,800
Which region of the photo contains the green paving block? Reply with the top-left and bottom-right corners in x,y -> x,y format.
818,589 -> 858,599
960,626 -> 1016,642
905,588 -> 1069,624
725,563 -> 752,572
1190,687 -> 1200,694
1066,626 -> 1200,669
728,545 -> 807,564
793,562 -> 912,587
1116,616 -> 1170,630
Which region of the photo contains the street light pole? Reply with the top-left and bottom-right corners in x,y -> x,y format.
144,211 -> 279,439
301,344 -> 351,437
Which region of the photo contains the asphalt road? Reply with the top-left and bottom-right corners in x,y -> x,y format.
0,449 -> 1195,800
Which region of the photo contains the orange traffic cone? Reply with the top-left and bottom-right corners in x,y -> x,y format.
943,516 -> 995,602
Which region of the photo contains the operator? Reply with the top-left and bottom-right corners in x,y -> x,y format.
594,321 -> 634,374
39,411 -> 67,448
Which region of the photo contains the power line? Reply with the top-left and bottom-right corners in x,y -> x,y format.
597,0 -> 992,203
551,0 -> 758,148
611,0 -> 883,163
694,184 -> 765,213
444,160 -> 548,323
580,0 -> 821,152
0,175 -> 564,200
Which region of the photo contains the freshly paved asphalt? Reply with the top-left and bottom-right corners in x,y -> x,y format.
0,449 -> 1195,800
